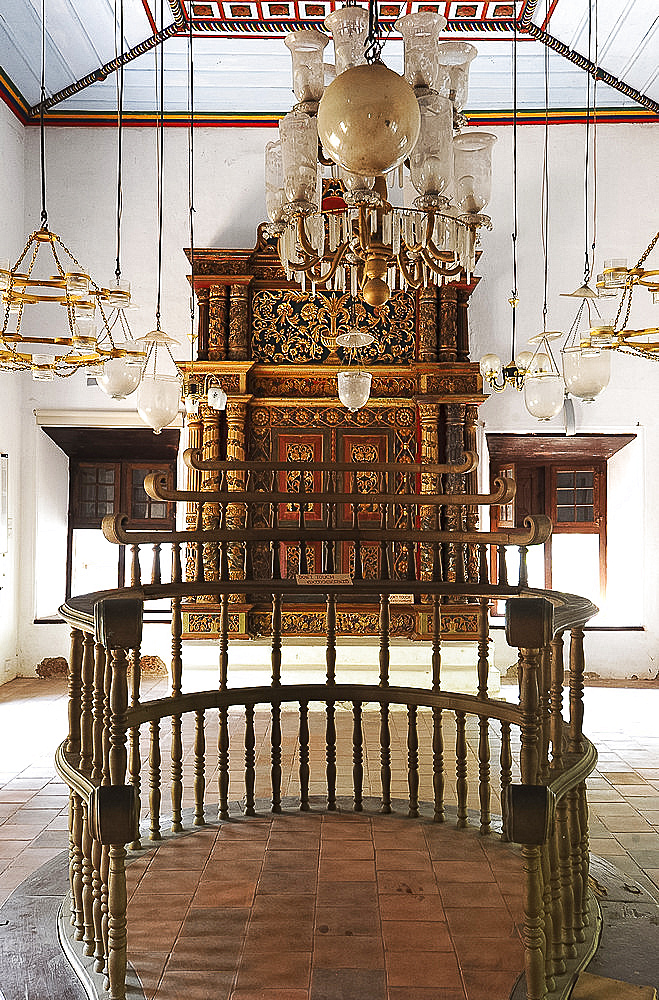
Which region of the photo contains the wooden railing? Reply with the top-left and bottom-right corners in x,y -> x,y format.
55,459 -> 599,1000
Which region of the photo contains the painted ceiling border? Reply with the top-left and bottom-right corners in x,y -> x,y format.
18,107 -> 659,128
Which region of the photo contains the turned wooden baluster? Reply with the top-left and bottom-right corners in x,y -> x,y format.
325,553 -> 337,811
407,705 -> 419,818
499,722 -> 512,841
130,544 -> 141,587
244,704 -> 256,816
579,782 -> 590,929
67,629 -> 84,939
432,707 -> 445,823
569,627 -> 586,754
520,647 -> 541,785
352,701 -> 363,812
379,523 -> 392,814
79,633 -> 95,954
91,642 -> 106,971
194,501 -> 204,582
149,720 -> 161,841
497,544 -> 508,586
539,642 -> 552,782
569,787 -> 585,943
170,544 -> 183,834
557,795 -> 577,959
518,545 -> 529,588
478,713 -> 491,835
549,823 -> 566,975
478,542 -> 488,585
550,633 -> 565,770
455,711 -> 468,828
151,543 -> 161,585
127,638 -> 141,851
107,642 -> 130,1000
299,701 -> 310,811
454,508 -> 466,585
271,526 -> 283,814
523,842 -> 547,1000
541,843 -> 556,992
194,709 -> 206,826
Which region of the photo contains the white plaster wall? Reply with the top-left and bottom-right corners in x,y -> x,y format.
6,120 -> 659,679
0,103 -> 25,683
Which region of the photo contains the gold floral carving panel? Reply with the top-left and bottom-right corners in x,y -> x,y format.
251,289 -> 416,365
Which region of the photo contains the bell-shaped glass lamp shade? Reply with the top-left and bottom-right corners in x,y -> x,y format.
98,355 -> 142,399
479,353 -> 502,380
279,110 -> 318,209
265,140 -> 287,224
324,6 -> 369,77
436,41 -> 477,111
562,346 -> 611,402
523,373 -> 564,421
318,63 -> 421,176
453,132 -> 497,214
410,93 -> 453,200
285,29 -> 328,104
337,370 -> 372,412
394,11 -> 448,91
137,373 -> 181,434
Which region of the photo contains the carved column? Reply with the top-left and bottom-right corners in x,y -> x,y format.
417,400 -> 440,593
228,282 -> 250,360
199,405 -> 221,600
456,289 -> 470,362
208,285 -> 229,361
226,397 -> 249,599
185,413 -> 203,582
438,285 -> 458,362
464,404 -> 480,582
418,286 -> 438,362
196,286 -> 210,360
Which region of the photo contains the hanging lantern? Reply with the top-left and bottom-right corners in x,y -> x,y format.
97,351 -> 143,400
523,373 -> 564,421
135,329 -> 181,434
337,370 -> 372,412
562,345 -> 611,402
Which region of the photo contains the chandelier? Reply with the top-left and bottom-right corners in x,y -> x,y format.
264,2 -> 496,308
0,0 -> 143,381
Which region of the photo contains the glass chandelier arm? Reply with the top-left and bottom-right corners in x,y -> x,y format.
419,248 -> 460,278
296,215 -> 323,259
397,246 -> 423,289
296,241 -> 350,286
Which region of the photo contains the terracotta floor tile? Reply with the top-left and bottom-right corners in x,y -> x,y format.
155,969 -> 234,1000
267,832 -> 321,851
318,858 -> 376,882
235,951 -> 312,990
258,869 -> 318,894
315,881 -> 378,907
381,919 -> 453,952
128,919 -> 183,951
138,868 -> 203,894
262,850 -> 319,872
128,892 -> 192,922
312,933 -> 384,969
453,934 -> 524,971
231,991 -> 309,1000
315,904 -> 380,936
378,894 -> 447,922
167,937 -> 244,972
374,849 -> 434,871
310,968 -> 386,1000
387,989 -> 466,1000
439,882 -> 505,909
460,969 -> 520,1000
194,879 -> 257,907
432,860 -> 497,883
320,840 -> 374,860
376,870 -> 440,896
178,906 -> 250,942
385,950 -> 462,988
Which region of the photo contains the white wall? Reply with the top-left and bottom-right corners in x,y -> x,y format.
3,120 -> 659,678
0,103 -> 25,683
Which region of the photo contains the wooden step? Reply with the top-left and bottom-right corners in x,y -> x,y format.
572,972 -> 657,1000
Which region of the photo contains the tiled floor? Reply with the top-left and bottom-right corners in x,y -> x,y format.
1,677 -> 659,1000
124,810 -> 526,1000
